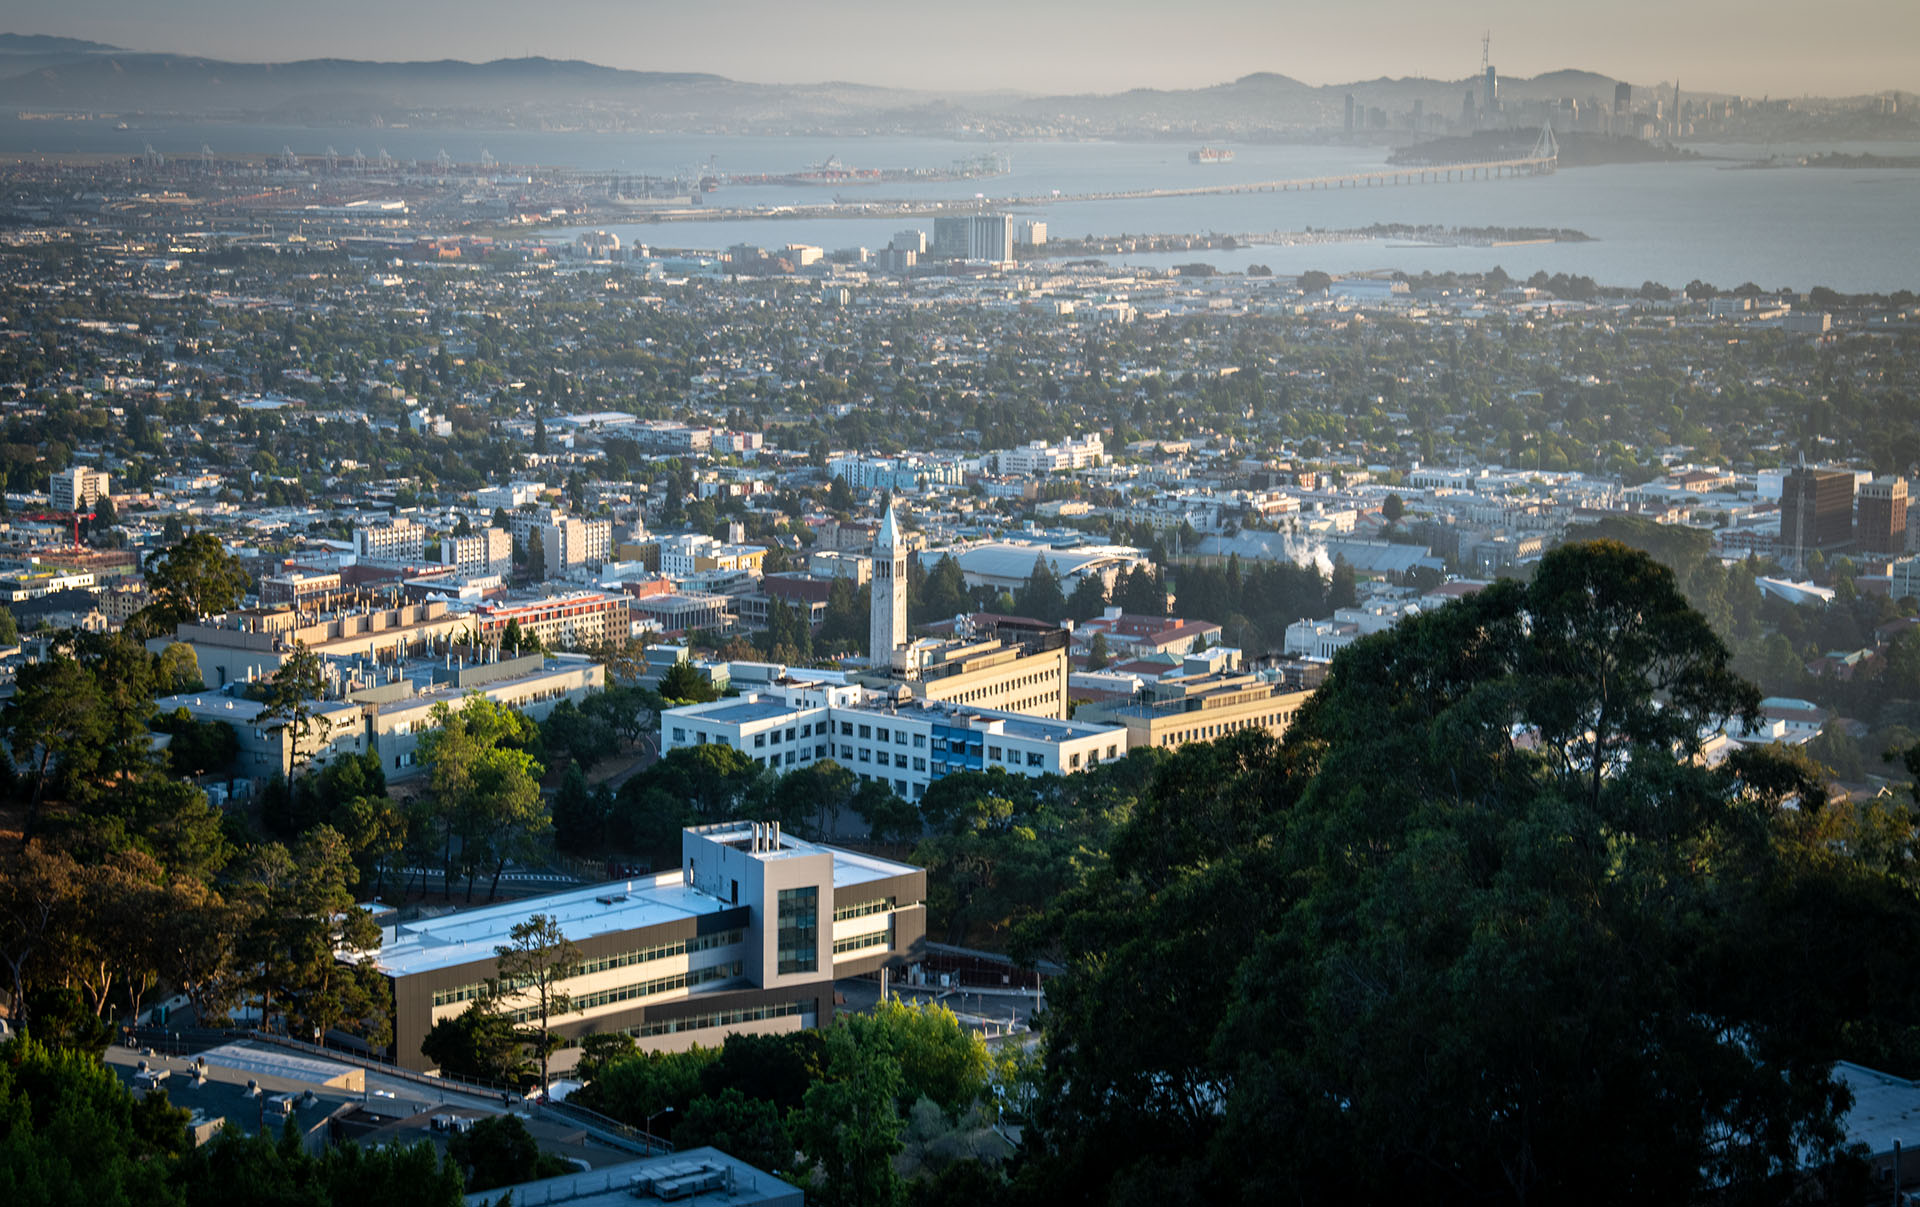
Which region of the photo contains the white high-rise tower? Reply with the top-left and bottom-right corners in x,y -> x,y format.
870,501 -> 907,665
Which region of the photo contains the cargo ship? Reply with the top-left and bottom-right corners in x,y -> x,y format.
1189,146 -> 1235,164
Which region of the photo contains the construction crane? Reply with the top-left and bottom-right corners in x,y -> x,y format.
21,511 -> 95,549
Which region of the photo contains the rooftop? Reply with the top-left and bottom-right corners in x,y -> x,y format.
465,1146 -> 802,1207
374,872 -> 734,978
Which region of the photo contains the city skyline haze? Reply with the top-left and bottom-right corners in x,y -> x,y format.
5,0 -> 1917,98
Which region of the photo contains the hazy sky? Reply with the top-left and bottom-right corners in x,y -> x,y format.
8,0 -> 1916,96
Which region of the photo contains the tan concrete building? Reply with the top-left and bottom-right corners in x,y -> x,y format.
1078,660 -> 1314,751
862,617 -> 1071,721
163,600 -> 476,687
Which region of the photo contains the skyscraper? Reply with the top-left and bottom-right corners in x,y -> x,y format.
1614,81 -> 1632,116
931,214 -> 1013,262
870,501 -> 907,665
1857,477 -> 1910,554
1344,93 -> 1355,134
1780,467 -> 1857,563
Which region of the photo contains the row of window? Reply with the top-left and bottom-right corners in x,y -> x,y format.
841,721 -> 927,749
833,896 -> 895,922
833,930 -> 891,955
623,999 -> 806,1039
506,961 -> 743,1022
1154,712 -> 1292,747
575,929 -> 745,977
431,930 -> 745,1006
843,745 -> 928,773
432,982 -> 492,1008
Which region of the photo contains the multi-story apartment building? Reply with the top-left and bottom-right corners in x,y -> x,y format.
932,214 -> 1013,262
50,465 -> 111,512
377,822 -> 925,1073
827,455 -> 965,494
994,435 -> 1105,475
441,529 -> 513,578
538,515 -> 614,576
354,518 -> 425,562
656,534 -> 768,579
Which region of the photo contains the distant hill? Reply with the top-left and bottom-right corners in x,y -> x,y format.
0,32 -> 120,54
0,44 -> 1691,137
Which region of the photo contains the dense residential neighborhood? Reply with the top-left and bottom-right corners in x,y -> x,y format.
6,135 -> 1920,1207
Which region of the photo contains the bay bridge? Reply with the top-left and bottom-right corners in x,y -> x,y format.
1019,124 -> 1559,205
646,124 -> 1559,223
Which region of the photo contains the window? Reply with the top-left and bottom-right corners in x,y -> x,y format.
913,734 -> 926,749
801,723 -> 812,737
834,930 -> 891,955
671,727 -> 686,742
785,751 -> 796,766
1070,753 -> 1081,769
833,896 -> 895,922
769,730 -> 781,746
840,745 -> 854,760
913,757 -> 926,772
753,733 -> 766,749
895,732 -> 907,746
1027,752 -> 1043,767
858,724 -> 871,739
626,1000 -> 803,1040
816,744 -> 828,759
895,779 -> 908,795
786,727 -> 796,742
840,721 -> 853,736
777,887 -> 819,975
875,727 -> 889,743
987,746 -> 1002,760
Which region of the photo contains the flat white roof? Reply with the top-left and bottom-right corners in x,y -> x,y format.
374,872 -> 730,978
375,841 -> 919,979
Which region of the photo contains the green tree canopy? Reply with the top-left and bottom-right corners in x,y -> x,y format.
131,532 -> 250,637
1019,541 -> 1910,1205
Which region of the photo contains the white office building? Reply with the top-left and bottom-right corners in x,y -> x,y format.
662,678 -> 1127,803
